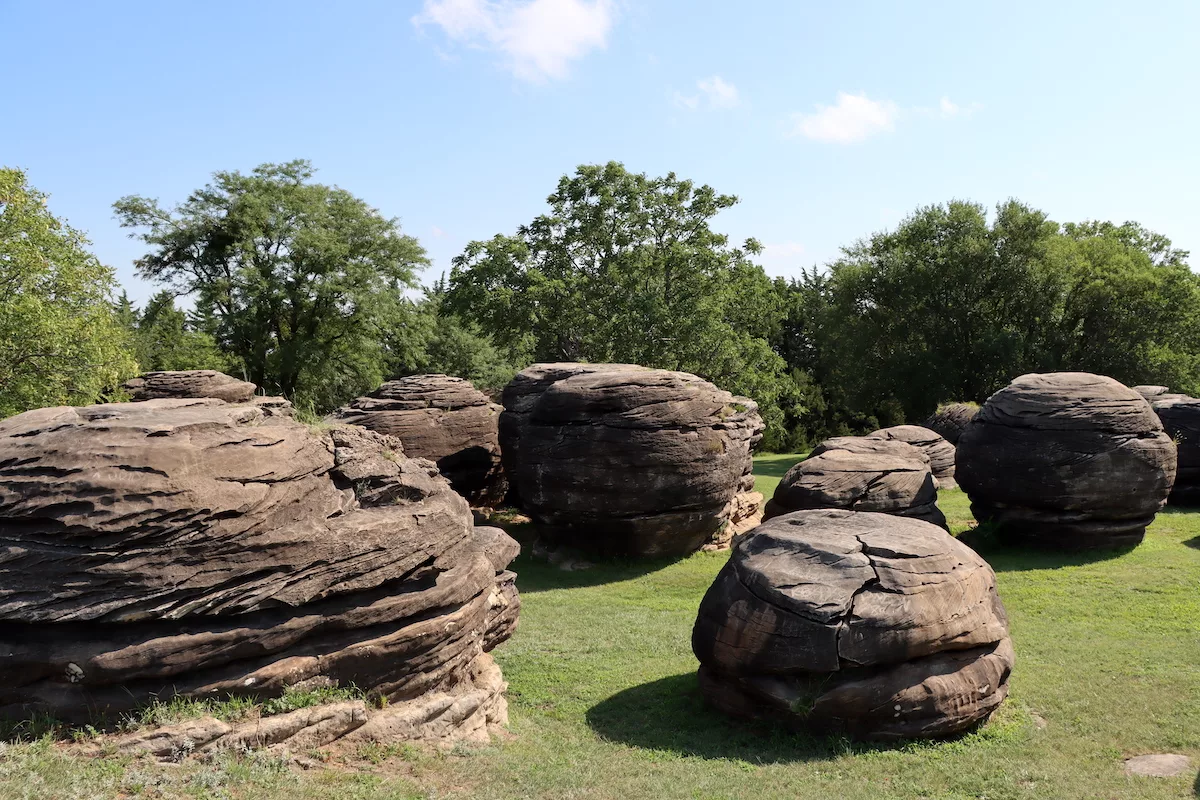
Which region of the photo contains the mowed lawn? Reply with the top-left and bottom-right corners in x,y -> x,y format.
3,454 -> 1199,799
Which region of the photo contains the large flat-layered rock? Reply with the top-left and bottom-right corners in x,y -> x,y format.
764,436 -> 947,530
0,398 -> 519,741
923,403 -> 979,445
957,372 -> 1176,549
329,375 -> 506,507
122,370 -> 257,403
692,509 -> 1013,740
868,425 -> 958,489
500,363 -> 763,557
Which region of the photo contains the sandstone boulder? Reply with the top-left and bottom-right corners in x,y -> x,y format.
957,372 -> 1177,549
764,437 -> 946,530
868,425 -> 958,489
0,397 -> 518,742
923,403 -> 980,445
692,509 -> 1013,740
329,375 -> 506,507
1149,396 -> 1200,506
500,363 -> 763,557
122,370 -> 257,403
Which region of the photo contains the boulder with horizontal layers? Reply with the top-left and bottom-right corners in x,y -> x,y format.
692,509 -> 1013,740
500,363 -> 763,557
957,372 -> 1176,549
867,425 -> 958,489
0,397 -> 519,744
763,437 -> 946,530
1148,395 -> 1200,506
923,403 -> 980,445
329,375 -> 506,507
122,370 -> 257,403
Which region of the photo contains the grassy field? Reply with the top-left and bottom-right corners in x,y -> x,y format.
2,453 -> 1198,799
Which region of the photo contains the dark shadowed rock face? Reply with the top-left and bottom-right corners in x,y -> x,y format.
764,437 -> 946,530
0,398 -> 519,739
692,509 -> 1013,740
923,403 -> 980,445
329,375 -> 506,507
500,363 -> 763,557
1150,396 -> 1200,506
868,425 -> 958,489
122,370 -> 257,403
957,372 -> 1177,549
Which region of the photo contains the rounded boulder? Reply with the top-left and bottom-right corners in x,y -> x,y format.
500,363 -> 763,557
957,372 -> 1177,549
692,509 -> 1013,740
868,425 -> 958,489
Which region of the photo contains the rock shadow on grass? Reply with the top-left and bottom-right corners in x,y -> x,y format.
584,672 -> 921,764
955,523 -> 1140,572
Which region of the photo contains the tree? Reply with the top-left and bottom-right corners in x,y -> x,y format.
444,161 -> 794,435
114,160 -> 429,409
0,168 -> 137,417
125,290 -> 232,373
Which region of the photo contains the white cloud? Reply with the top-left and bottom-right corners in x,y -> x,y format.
673,75 -> 740,111
937,95 -> 984,119
412,0 -> 615,83
698,75 -> 739,109
758,241 -> 807,276
788,92 -> 898,144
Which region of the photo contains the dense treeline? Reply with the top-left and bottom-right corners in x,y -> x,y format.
1,161 -> 1195,450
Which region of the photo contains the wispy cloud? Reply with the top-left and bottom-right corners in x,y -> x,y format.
758,241 -> 807,276
430,225 -> 447,238
412,0 -> 615,83
788,92 -> 898,144
673,75 -> 741,111
788,92 -> 982,144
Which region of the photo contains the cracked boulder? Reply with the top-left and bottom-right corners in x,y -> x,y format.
0,397 -> 518,743
763,437 -> 947,530
957,372 -> 1176,549
500,363 -> 763,557
692,509 -> 1013,740
329,375 -> 506,507
923,403 -> 980,445
122,370 -> 257,403
868,425 -> 958,489
1147,395 -> 1200,506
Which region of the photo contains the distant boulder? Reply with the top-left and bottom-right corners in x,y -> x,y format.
692,509 -> 1013,740
500,363 -> 763,557
122,370 -> 256,403
923,402 -> 979,445
330,375 -> 506,507
764,436 -> 946,530
1148,395 -> 1200,506
957,372 -> 1176,549
867,425 -> 958,489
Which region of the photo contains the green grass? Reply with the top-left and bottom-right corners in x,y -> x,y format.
1,455 -> 1198,799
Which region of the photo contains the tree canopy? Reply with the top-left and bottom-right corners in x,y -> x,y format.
0,168 -> 136,417
114,160 -> 429,410
444,161 -> 795,437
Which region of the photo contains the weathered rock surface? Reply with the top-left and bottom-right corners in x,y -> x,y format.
1122,753 -> 1193,777
330,375 -> 506,507
923,403 -> 980,445
500,363 -> 763,557
1149,395 -> 1200,506
692,509 -> 1013,740
1132,385 -> 1188,403
957,372 -> 1177,549
0,397 -> 518,743
764,437 -> 947,530
122,370 -> 257,403
868,425 -> 958,489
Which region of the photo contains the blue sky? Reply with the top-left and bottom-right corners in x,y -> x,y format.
4,0 -> 1198,303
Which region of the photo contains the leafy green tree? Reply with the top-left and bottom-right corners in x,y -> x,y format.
125,290 -> 232,373
114,160 -> 428,409
444,162 -> 793,435
0,168 -> 137,417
